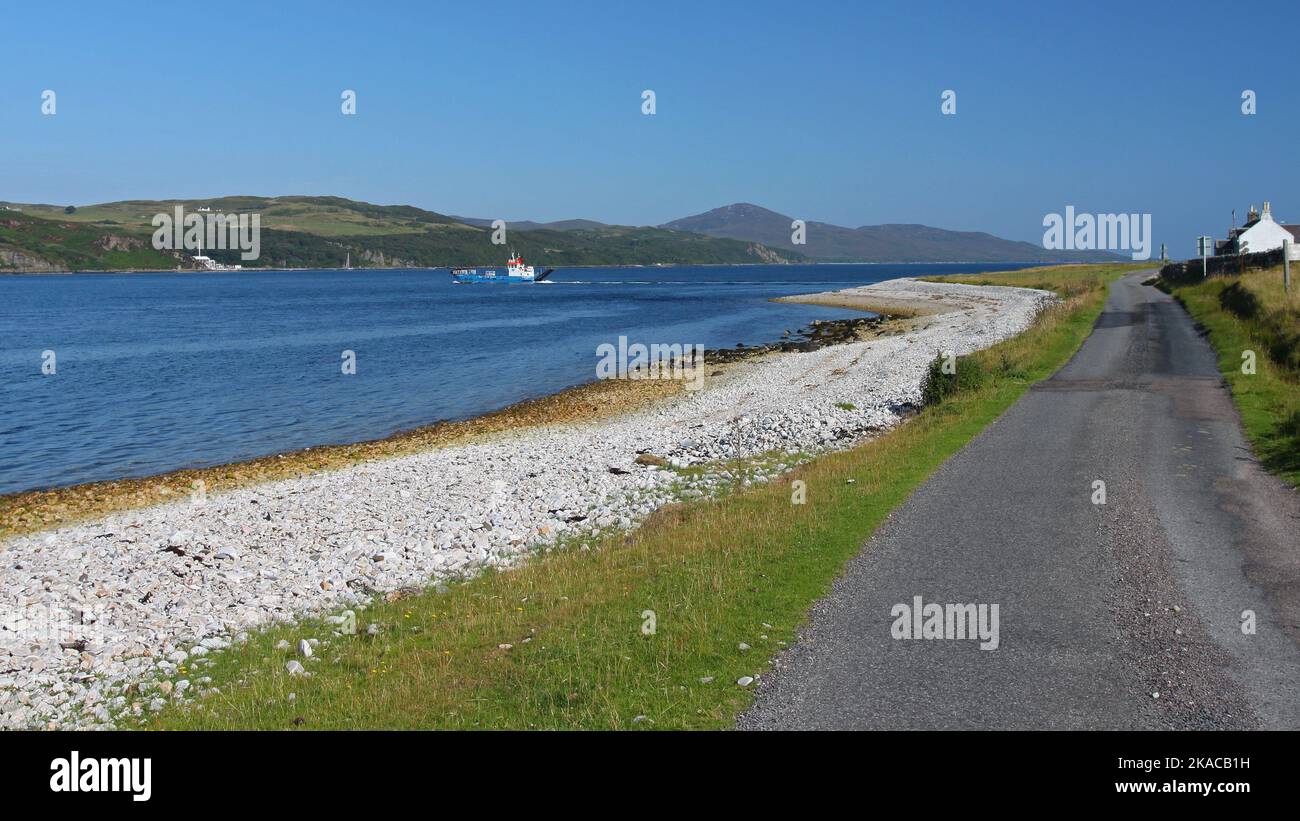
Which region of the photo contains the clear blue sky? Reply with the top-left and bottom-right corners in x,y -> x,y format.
2,0 -> 1296,253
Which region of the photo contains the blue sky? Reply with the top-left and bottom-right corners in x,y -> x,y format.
1,0 -> 1296,253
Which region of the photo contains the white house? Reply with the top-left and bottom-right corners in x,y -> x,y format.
1215,201 -> 1300,257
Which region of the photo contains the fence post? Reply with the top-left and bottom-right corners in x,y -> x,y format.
1285,239 -> 1292,294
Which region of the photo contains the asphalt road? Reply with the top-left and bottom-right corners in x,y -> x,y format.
740,272 -> 1300,730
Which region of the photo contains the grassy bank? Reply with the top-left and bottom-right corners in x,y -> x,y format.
146,264 -> 1135,730
1165,265 -> 1300,488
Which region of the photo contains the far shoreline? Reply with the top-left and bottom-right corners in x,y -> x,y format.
0,260 -> 1090,276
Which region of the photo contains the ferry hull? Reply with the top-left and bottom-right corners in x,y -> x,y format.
450,266 -> 555,284
451,270 -> 519,284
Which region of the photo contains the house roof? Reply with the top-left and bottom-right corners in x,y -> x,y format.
1283,224 -> 1300,241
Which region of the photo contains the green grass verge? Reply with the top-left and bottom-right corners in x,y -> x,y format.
1166,266 -> 1300,488
145,264 -> 1132,730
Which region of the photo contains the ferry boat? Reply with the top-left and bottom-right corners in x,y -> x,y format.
450,251 -> 553,284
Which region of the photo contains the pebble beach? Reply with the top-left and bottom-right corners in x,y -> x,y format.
0,278 -> 1055,729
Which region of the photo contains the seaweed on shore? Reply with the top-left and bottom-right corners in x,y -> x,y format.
704,314 -> 892,365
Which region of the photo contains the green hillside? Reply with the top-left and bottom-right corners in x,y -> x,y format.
0,196 -> 801,272
0,211 -> 180,271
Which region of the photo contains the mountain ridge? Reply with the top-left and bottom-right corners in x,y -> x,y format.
660,202 -> 1122,263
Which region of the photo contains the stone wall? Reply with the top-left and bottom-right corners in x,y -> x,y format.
1159,246 -> 1289,284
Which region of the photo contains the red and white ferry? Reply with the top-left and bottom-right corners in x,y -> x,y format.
450,250 -> 554,284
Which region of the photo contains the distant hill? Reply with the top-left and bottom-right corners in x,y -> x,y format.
451,216 -> 610,232
661,202 -> 1122,263
0,196 -> 800,272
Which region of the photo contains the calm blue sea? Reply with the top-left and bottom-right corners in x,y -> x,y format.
0,263 -> 1034,494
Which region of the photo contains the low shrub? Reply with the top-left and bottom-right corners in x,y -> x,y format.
920,353 -> 986,405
